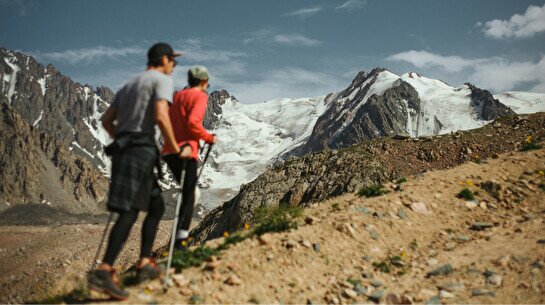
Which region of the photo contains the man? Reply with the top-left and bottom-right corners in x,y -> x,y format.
87,43 -> 190,300
163,65 -> 218,250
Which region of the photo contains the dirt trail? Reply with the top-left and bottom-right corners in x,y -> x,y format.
106,147 -> 545,304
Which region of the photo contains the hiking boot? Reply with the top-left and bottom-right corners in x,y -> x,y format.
137,259 -> 163,283
87,269 -> 129,300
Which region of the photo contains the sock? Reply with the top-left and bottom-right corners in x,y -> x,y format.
176,230 -> 189,240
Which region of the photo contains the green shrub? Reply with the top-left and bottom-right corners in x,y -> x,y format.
396,177 -> 407,184
171,246 -> 220,271
358,184 -> 389,198
457,188 -> 475,201
521,136 -> 542,151
253,204 -> 302,236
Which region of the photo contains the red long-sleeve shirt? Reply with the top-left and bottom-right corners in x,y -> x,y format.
162,88 -> 214,160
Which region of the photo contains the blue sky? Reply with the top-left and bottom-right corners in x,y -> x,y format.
1,0 -> 545,103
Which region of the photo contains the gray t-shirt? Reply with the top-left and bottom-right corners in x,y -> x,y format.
112,70 -> 173,135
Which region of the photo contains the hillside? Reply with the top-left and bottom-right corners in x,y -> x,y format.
51,134 -> 545,304
190,113 -> 545,244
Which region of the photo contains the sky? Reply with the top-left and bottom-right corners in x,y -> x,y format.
1,0 -> 545,103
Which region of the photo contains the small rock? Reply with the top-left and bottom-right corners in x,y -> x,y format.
172,274 -> 189,287
225,275 -> 242,286
512,255 -> 530,263
445,242 -> 457,251
343,289 -> 358,299
531,260 -> 544,269
465,200 -> 478,209
386,293 -> 400,304
305,216 -> 316,225
258,234 -> 272,245
530,268 -> 540,276
454,235 -> 471,242
471,288 -> 495,297
470,222 -> 494,231
356,206 -> 372,214
362,271 -> 373,279
409,202 -> 430,214
286,239 -> 297,249
483,268 -> 497,277
437,282 -> 465,292
371,280 -> 383,288
439,290 -> 455,299
301,240 -> 312,248
466,267 -> 481,275
312,243 -> 320,253
211,272 -> 222,281
354,284 -> 368,295
369,290 -> 385,303
205,260 -> 220,271
427,264 -> 453,277
425,296 -> 441,305
486,274 -> 502,287
373,211 -> 383,219
397,208 -> 408,219
369,229 -> 379,240
427,258 -> 438,266
180,287 -> 192,296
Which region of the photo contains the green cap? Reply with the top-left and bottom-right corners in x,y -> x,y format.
188,65 -> 209,80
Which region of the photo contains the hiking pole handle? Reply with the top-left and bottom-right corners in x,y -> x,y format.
196,144 -> 213,181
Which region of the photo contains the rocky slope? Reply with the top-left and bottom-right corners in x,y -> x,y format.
0,101 -> 108,212
0,48 -> 114,210
190,112 -> 545,244
50,141 -> 545,304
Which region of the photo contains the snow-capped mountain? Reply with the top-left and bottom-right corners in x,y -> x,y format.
2,47 -> 545,213
291,68 -> 521,156
198,68 -> 545,209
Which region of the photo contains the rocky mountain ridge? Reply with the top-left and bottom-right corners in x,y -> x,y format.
0,100 -> 108,212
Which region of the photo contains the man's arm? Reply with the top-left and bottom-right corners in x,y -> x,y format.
101,106 -> 118,139
155,100 -> 190,157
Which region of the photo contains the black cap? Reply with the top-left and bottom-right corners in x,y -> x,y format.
147,43 -> 182,64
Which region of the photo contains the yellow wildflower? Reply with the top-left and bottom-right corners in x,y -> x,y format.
466,179 -> 474,187
223,231 -> 230,237
539,170 -> 544,176
525,135 -> 532,143
400,251 -> 408,259
244,223 -> 250,230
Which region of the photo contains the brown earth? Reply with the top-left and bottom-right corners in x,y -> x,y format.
0,217 -> 174,304
81,145 -> 545,304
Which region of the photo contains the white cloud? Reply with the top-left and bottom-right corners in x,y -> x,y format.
273,33 -> 322,47
243,30 -> 322,47
387,50 -> 485,73
480,3 -> 545,39
32,46 -> 145,64
387,50 -> 545,93
284,6 -> 322,19
336,0 -> 367,11
215,68 -> 346,104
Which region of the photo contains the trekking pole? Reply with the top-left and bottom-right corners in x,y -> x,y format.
89,212 -> 115,272
163,144 -> 214,291
197,143 -> 214,180
163,163 -> 186,291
